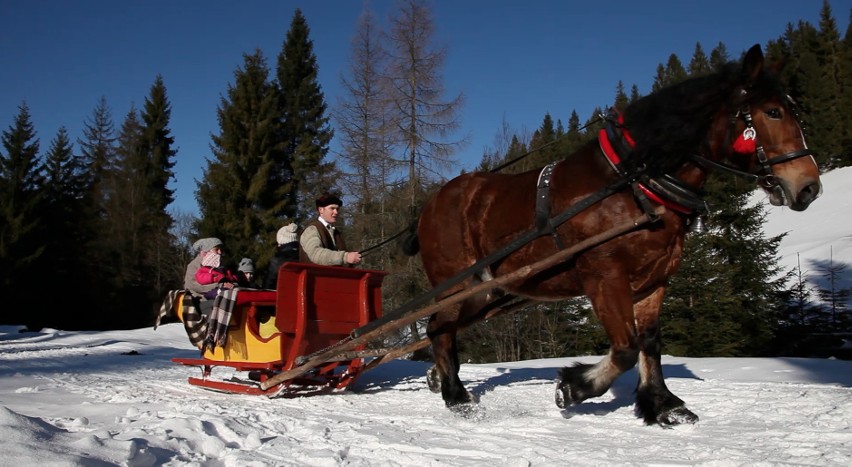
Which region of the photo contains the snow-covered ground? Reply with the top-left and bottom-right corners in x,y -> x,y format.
1,324 -> 851,466
757,166 -> 852,294
0,167 -> 850,466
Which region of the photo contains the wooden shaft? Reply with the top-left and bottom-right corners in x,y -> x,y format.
260,207 -> 664,392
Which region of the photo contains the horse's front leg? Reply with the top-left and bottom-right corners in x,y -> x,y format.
634,286 -> 698,425
556,277 -> 639,407
427,303 -> 475,413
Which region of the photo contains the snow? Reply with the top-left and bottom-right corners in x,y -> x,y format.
756,166 -> 852,293
1,168 -> 851,466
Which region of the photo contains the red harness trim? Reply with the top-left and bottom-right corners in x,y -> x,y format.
598,116 -> 692,214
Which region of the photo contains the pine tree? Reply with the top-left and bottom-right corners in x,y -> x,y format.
277,9 -> 336,222
111,106 -> 146,282
613,81 -> 629,112
526,113 -> 557,169
662,229 -> 743,356
664,174 -> 790,356
75,98 -> 119,327
708,42 -> 731,71
687,42 -> 712,77
0,103 -> 45,324
201,49 -> 284,270
811,2 -> 844,166
840,5 -> 852,166
563,110 -> 588,155
651,54 -> 688,92
139,75 -> 180,295
39,127 -> 89,329
629,84 -> 641,104
786,21 -> 830,167
78,97 -> 117,218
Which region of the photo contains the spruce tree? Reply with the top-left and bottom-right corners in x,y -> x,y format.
687,42 -> 712,77
651,54 -> 688,92
0,103 -> 45,324
664,174 -> 790,356
76,98 -> 118,326
662,228 -> 743,356
103,106 -> 150,326
39,127 -> 89,329
277,9 -> 335,222
201,49 -> 284,271
708,42 -> 731,71
78,97 -> 117,218
139,75 -> 180,295
786,21 -> 829,167
811,2 -> 844,166
840,5 -> 852,166
526,113 -> 557,169
613,81 -> 629,112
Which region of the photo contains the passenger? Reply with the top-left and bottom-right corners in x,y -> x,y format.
184,238 -> 237,313
299,192 -> 361,267
263,223 -> 300,289
237,257 -> 259,288
194,244 -> 240,298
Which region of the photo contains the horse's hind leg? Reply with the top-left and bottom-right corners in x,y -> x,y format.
634,286 -> 698,425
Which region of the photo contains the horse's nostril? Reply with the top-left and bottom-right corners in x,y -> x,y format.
791,181 -> 822,211
801,182 -> 821,204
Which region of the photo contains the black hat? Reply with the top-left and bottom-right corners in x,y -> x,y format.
316,193 -> 343,208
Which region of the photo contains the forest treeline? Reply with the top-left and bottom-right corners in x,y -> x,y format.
1,0 -> 849,360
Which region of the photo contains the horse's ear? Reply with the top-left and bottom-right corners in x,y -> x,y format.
741,44 -> 764,85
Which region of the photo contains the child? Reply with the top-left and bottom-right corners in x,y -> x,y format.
194,242 -> 239,299
237,257 -> 259,288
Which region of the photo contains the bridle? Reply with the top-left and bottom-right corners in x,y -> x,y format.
689,93 -> 816,191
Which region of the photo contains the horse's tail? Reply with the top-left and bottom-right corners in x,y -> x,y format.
401,220 -> 420,256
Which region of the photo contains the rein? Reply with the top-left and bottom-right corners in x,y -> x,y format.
358,117 -> 605,257
354,174 -> 634,337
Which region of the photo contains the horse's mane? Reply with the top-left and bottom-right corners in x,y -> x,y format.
621,58 -> 786,176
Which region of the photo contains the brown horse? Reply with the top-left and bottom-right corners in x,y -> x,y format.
402,44 -> 822,425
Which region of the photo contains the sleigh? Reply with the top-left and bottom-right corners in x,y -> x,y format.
169,263 -> 387,396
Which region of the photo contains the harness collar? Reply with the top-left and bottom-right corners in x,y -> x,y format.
598,113 -> 698,215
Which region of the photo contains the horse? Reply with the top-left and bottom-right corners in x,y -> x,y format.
401,44 -> 822,426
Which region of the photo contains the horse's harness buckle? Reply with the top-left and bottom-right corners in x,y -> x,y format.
536,162 -> 566,249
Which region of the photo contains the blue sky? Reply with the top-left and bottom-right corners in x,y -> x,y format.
1,0 -> 849,214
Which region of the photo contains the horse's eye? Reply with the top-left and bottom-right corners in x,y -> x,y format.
766,108 -> 782,119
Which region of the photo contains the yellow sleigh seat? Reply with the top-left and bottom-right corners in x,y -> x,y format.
173,290 -> 281,363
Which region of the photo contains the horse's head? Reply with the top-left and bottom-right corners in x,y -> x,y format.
704,44 -> 822,211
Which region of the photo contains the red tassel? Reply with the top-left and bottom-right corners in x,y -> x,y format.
732,130 -> 756,153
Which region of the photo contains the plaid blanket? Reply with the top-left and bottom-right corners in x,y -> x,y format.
155,289 -> 208,349
200,286 -> 240,354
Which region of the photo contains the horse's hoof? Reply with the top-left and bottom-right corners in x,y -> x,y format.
448,401 -> 482,419
554,382 -> 581,408
555,384 -> 569,408
655,406 -> 699,426
426,365 -> 441,393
